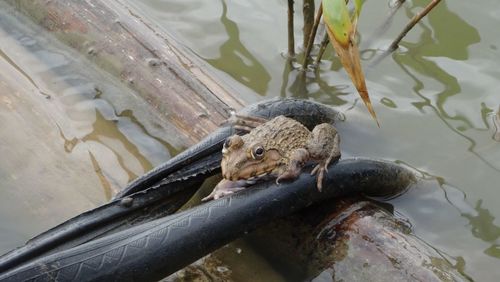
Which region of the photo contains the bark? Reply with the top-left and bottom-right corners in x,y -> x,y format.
302,2 -> 322,69
287,0 -> 295,57
244,198 -> 468,281
302,0 -> 315,49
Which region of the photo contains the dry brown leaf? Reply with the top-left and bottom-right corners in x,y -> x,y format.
326,26 -> 380,126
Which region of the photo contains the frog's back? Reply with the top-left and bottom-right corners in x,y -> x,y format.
244,116 -> 310,156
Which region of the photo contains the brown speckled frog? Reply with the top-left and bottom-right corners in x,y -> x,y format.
202,115 -> 340,201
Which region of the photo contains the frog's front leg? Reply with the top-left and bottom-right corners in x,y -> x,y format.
275,148 -> 310,184
202,179 -> 248,201
307,123 -> 341,191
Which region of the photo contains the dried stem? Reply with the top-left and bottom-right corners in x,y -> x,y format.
287,0 -> 295,57
388,0 -> 442,52
302,0 -> 315,49
301,2 -> 323,69
314,32 -> 330,65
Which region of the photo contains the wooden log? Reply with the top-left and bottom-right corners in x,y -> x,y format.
0,52 -> 106,244
6,0 -> 244,144
184,198 -> 467,281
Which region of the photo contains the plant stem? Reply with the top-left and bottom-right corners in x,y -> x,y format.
301,2 -> 323,69
287,0 -> 295,57
302,0 -> 315,49
314,32 -> 330,65
388,0 -> 441,52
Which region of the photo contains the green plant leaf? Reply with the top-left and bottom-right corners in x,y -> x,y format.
321,0 -> 352,47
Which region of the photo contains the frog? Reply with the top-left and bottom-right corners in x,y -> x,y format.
202,115 -> 340,201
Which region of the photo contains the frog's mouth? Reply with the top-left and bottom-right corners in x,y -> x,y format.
228,160 -> 279,182
243,172 -> 274,185
222,150 -> 282,182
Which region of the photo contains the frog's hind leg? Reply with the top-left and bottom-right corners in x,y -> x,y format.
230,114 -> 269,133
308,124 -> 341,191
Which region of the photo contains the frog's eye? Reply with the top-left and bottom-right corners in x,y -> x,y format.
251,145 -> 265,160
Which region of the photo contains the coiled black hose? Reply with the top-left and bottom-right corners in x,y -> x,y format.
0,159 -> 414,281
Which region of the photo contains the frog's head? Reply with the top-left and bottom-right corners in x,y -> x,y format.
221,135 -> 282,182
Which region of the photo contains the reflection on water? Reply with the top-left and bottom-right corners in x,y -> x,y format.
394,59 -> 500,173
397,0 -> 480,125
205,0 -> 271,95
414,0 -> 480,61
462,200 -> 500,259
394,1 -> 500,174
279,59 -> 352,106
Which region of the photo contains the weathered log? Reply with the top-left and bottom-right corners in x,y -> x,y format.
0,53 -> 105,232
245,198 -> 467,281
6,0 -> 244,144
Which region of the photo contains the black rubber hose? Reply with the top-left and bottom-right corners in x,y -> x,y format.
0,158 -> 415,282
0,175 -> 205,274
114,126 -> 232,199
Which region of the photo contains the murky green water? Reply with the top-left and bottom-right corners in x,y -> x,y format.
130,0 -> 500,280
0,0 -> 499,280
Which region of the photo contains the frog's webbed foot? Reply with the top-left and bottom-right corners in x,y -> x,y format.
310,146 -> 341,191
229,114 -> 269,133
202,179 -> 247,201
310,161 -> 329,192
